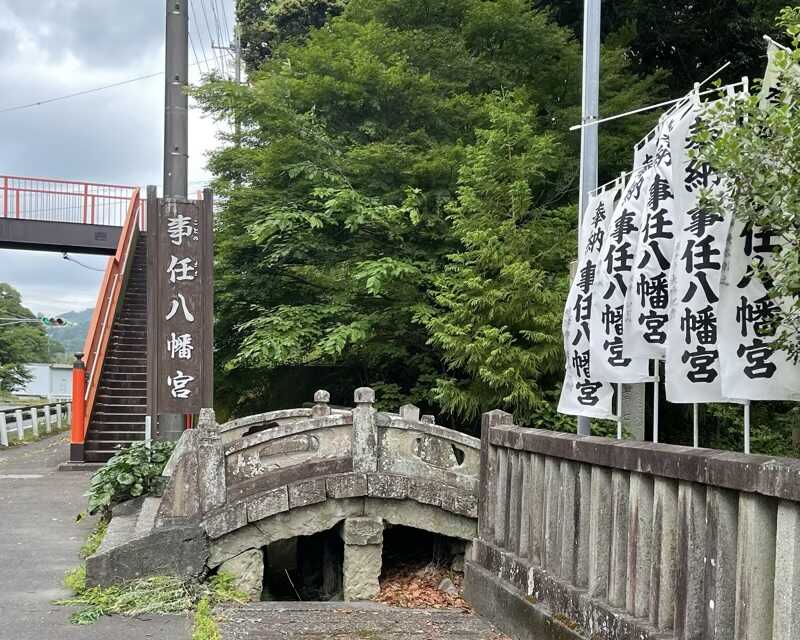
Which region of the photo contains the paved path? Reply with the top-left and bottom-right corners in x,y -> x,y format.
0,432 -> 189,640
217,602 -> 509,639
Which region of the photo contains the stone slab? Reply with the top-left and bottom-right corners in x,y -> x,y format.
288,478 -> 327,509
219,549 -> 264,602
326,472 -> 369,499
216,601 -> 508,639
342,516 -> 383,545
464,561 -> 586,640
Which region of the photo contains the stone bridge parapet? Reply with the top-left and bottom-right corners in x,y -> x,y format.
87,388 -> 480,601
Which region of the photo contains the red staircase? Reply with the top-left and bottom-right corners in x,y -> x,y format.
70,188 -> 148,463
83,238 -> 148,461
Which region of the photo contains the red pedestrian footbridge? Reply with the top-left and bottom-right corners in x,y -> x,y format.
1,174 -> 148,462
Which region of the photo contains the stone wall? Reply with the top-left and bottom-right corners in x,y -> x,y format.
464,410 -> 800,640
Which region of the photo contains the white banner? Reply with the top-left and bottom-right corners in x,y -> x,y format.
589,167 -> 653,383
558,186 -> 623,418
665,104 -> 730,403
759,41 -> 783,109
633,130 -> 657,170
719,219 -> 800,400
624,102 -> 693,359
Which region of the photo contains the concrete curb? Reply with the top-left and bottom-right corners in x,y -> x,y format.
464,561 -> 586,640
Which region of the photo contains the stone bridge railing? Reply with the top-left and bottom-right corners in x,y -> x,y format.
88,388 -> 480,600
464,410 -> 800,640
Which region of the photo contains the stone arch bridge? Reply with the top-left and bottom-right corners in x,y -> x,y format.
87,388 -> 479,600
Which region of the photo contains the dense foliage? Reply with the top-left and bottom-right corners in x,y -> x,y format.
0,282 -> 61,391
202,1 -> 796,453
86,442 -> 176,516
200,0 -> 662,425
238,0 -> 787,92
697,7 -> 800,363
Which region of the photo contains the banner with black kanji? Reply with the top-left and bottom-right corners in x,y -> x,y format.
589,166 -> 653,384
718,219 -> 800,400
558,185 -> 623,418
624,102 -> 692,359
664,103 -> 731,403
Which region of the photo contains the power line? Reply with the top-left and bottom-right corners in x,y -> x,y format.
196,0 -> 226,76
189,0 -> 212,76
208,0 -> 228,52
0,72 -> 162,114
0,55 -> 220,115
62,253 -> 106,273
214,0 -> 232,45
189,31 -> 206,77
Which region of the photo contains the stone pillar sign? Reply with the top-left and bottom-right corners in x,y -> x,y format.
147,186 -> 213,434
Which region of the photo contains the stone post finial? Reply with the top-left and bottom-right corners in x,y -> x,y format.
399,404 -> 420,423
421,414 -> 435,424
352,387 -> 377,472
312,389 -> 331,417
354,387 -> 375,405
198,407 -> 218,431
481,409 -> 514,429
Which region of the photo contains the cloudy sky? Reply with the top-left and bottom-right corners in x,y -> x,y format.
0,0 -> 234,315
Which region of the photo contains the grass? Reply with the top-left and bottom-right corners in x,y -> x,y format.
57,569 -> 248,625
4,419 -> 70,446
80,520 -> 108,559
192,598 -> 220,640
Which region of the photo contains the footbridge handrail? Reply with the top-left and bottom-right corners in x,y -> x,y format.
70,188 -> 143,460
1,175 -> 139,226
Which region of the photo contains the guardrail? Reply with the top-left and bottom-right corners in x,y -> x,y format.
69,188 -> 143,462
1,175 -> 139,227
0,401 -> 72,446
465,413 -> 800,640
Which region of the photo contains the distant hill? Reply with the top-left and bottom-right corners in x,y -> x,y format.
47,308 -> 93,356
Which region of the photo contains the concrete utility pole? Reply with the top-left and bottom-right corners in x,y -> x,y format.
159,1 -> 190,442
577,0 -> 601,437
164,0 -> 189,198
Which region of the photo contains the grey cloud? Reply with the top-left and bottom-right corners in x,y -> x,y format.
0,249 -> 105,315
0,0 -> 222,316
3,0 -> 163,69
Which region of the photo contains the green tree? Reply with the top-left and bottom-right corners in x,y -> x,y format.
0,283 -> 51,391
237,0 -> 346,70
199,0 -> 664,423
536,0 -> 787,92
697,7 -> 800,362
421,93 -> 572,423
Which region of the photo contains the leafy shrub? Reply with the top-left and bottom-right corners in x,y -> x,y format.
86,441 -> 176,516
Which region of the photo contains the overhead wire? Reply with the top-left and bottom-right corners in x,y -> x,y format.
189,32 -> 206,78
62,253 -> 107,273
215,0 -> 232,46
0,55 -> 220,115
208,0 -> 229,59
189,0 -> 212,76
196,0 -> 226,76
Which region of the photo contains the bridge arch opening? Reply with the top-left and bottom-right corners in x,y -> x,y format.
262,527 -> 343,601
380,524 -> 468,587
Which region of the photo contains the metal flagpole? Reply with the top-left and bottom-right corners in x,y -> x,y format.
577,0 -> 601,437
652,360 -> 660,443
744,402 -> 751,454
693,403 -> 699,448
